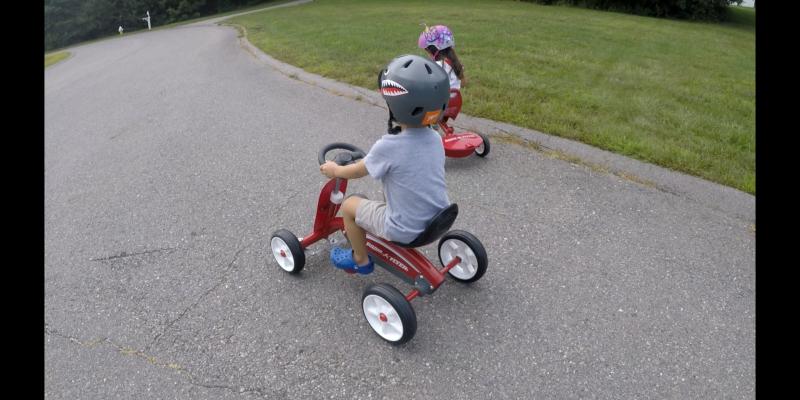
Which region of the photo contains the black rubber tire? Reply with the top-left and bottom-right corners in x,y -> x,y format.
270,229 -> 305,274
438,230 -> 488,283
362,283 -> 417,345
475,133 -> 491,157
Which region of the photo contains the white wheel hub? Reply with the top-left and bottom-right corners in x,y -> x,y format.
271,237 -> 295,272
440,239 -> 479,280
363,294 -> 404,342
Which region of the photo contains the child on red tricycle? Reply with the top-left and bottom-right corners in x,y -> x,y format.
270,54 -> 488,344
418,24 -> 490,158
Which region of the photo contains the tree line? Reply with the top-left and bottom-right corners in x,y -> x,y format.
46,0 -> 747,52
519,0 -> 742,20
45,0 -> 271,51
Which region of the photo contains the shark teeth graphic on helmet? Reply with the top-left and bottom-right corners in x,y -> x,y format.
380,79 -> 408,96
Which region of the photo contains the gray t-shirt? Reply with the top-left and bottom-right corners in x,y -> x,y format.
364,127 -> 450,243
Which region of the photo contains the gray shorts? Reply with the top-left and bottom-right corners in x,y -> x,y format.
355,199 -> 389,240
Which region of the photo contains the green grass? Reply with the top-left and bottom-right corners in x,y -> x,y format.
230,0 -> 755,194
45,51 -> 70,68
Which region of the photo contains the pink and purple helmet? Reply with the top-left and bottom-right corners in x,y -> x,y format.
418,25 -> 455,51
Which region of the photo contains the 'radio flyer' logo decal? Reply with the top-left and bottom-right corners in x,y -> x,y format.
381,79 -> 408,96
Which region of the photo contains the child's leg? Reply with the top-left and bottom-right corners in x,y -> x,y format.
341,196 -> 370,266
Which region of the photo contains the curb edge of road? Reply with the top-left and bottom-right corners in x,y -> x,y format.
228,21 -> 755,224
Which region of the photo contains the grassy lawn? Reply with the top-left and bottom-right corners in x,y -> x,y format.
230,0 -> 755,194
45,51 -> 70,68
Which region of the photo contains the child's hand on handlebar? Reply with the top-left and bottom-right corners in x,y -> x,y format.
320,161 -> 339,179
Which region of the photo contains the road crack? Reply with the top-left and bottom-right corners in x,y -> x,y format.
91,247 -> 177,262
46,322 -> 270,398
147,244 -> 251,350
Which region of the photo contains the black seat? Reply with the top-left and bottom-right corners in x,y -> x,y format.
392,204 -> 458,248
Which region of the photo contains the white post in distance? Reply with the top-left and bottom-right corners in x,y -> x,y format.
142,11 -> 151,30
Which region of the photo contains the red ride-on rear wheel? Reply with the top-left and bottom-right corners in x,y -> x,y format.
475,133 -> 490,157
362,283 -> 417,345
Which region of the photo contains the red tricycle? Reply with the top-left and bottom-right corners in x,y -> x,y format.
439,89 -> 490,158
270,143 -> 488,344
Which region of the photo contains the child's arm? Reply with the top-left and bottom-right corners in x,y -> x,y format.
320,159 -> 369,180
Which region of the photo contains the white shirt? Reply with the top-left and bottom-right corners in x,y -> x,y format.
436,60 -> 461,90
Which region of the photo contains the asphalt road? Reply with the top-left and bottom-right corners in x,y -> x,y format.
45,6 -> 755,399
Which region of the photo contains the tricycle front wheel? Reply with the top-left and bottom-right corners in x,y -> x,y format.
270,229 -> 305,274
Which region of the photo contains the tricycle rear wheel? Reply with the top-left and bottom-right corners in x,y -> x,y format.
475,133 -> 490,157
362,283 -> 417,345
438,230 -> 488,283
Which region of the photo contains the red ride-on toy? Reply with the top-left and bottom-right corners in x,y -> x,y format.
439,89 -> 490,158
270,143 -> 488,345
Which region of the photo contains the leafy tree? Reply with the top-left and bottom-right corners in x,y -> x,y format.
519,0 -> 740,21
45,0 -> 269,51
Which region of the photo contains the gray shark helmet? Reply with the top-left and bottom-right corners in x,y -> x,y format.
379,54 -> 450,127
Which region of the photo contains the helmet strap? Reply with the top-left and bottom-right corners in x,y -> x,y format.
387,110 -> 402,135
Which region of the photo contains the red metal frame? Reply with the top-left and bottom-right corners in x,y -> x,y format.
299,177 -> 461,301
443,88 -> 463,121
438,89 -> 484,158
300,178 -> 347,248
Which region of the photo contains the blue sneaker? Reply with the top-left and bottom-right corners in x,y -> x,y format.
330,247 -> 374,275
